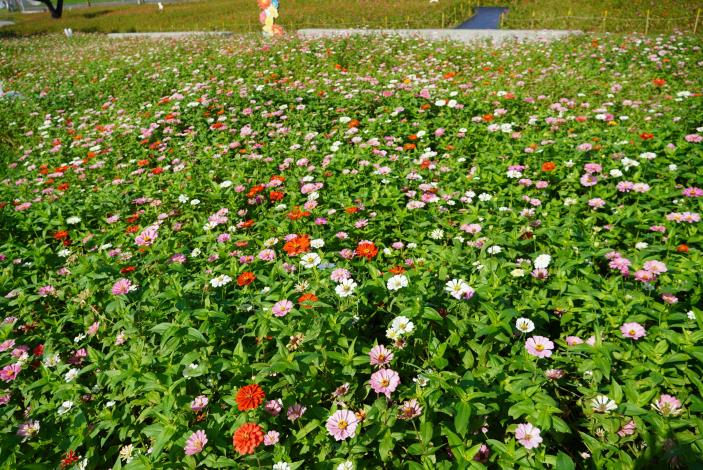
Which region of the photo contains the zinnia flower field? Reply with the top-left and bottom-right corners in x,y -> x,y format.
0,32 -> 702,469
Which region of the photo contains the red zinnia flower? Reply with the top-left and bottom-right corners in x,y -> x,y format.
269,191 -> 284,202
640,132 -> 654,140
676,244 -> 689,253
126,225 -> 140,234
541,161 -> 556,172
33,344 -> 44,356
57,183 -> 70,191
237,272 -> 256,286
236,384 -> 265,411
355,241 -> 378,260
652,78 -> 666,87
53,230 -> 69,240
60,451 -> 80,468
120,266 -> 136,274
287,206 -> 311,221
233,423 -> 264,455
389,266 -> 406,275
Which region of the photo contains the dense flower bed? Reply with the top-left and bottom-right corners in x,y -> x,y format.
0,33 -> 702,469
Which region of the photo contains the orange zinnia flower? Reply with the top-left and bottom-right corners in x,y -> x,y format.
53,230 -> 69,240
676,244 -> 689,253
389,266 -> 406,275
233,422 -> 264,455
237,272 -> 256,287
283,235 -> 310,256
287,206 -> 311,220
355,241 -> 378,260
298,292 -> 318,308
269,191 -> 284,202
236,384 -> 265,411
541,161 -> 556,172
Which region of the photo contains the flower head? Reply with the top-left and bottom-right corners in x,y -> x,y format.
236,384 -> 265,411
653,394 -> 683,417
591,395 -> 617,413
184,430 -> 208,455
369,344 -> 394,368
515,318 -> 535,333
620,322 -> 646,340
233,423 -> 264,455
398,399 -> 422,420
515,422 -> 542,449
525,336 -> 554,358
370,368 -> 400,398
326,409 -> 358,441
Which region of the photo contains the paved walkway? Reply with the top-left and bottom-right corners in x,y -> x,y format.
297,29 -> 580,45
456,6 -> 508,29
0,20 -> 14,27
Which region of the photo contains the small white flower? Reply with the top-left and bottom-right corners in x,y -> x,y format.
57,400 -> 74,415
387,275 -> 408,291
219,180 -> 232,188
669,164 -> 678,172
300,253 -> 321,269
487,245 -> 502,255
106,400 -> 116,408
445,279 -> 471,300
511,268 -> 526,277
310,238 -> 325,249
407,243 -> 418,249
335,279 -> 357,298
190,248 -> 201,257
337,461 -> 354,470
273,462 -> 291,470
58,249 -> 71,257
609,169 -> 623,177
119,444 -> 134,463
429,229 -> 444,240
178,194 -> 189,204
564,197 -> 578,206
391,316 -> 414,335
44,353 -> 61,367
66,216 -> 81,225
435,99 -> 447,107
413,375 -> 429,387
639,152 -> 656,160
687,311 -> 696,321
591,395 -> 617,413
635,242 -> 649,250
478,193 -> 492,202
210,275 -> 232,287
65,368 -> 79,382
564,160 -> 575,168
264,237 -> 279,247
515,318 -> 535,333
190,198 -> 200,206
533,254 -> 551,269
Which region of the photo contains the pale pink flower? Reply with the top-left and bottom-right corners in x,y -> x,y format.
190,395 -> 208,412
265,399 -> 283,416
653,394 -> 682,417
618,420 -> 636,437
369,345 -> 393,368
272,300 -> 293,317
326,409 -> 358,441
369,368 -> 400,398
135,225 -> 158,247
398,399 -> 422,420
0,363 -> 21,382
263,430 -> 280,446
287,404 -> 307,421
620,322 -> 646,340
515,422 -> 542,449
525,336 -> 554,358
184,430 -> 207,455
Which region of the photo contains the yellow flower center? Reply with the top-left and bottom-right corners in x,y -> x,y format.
535,344 -> 544,351
338,420 -> 348,430
381,379 -> 390,387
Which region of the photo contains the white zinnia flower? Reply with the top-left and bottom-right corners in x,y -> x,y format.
487,246 -> 502,255
391,316 -> 414,335
533,254 -> 552,269
210,275 -> 232,287
387,275 -> 408,291
429,229 -> 444,240
310,238 -> 325,249
64,368 -> 79,382
515,318 -> 535,333
591,395 -> 617,413
57,400 -> 74,416
66,216 -> 81,225
335,279 -> 357,298
445,279 -> 470,300
300,253 -> 321,268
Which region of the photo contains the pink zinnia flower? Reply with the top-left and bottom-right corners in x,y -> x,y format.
369,345 -> 394,368
525,336 -> 554,358
272,300 -> 293,317
184,430 -> 207,455
111,278 -> 133,295
652,394 -> 683,417
38,285 -> 56,297
265,399 -> 282,416
263,430 -> 280,446
135,224 -> 158,247
515,422 -> 542,449
0,363 -> 21,382
633,270 -> 656,283
287,404 -> 307,421
618,420 -> 637,437
326,409 -> 358,441
369,368 -> 400,398
643,260 -> 667,274
620,322 -> 646,340
566,336 -> 583,346
190,395 -> 208,412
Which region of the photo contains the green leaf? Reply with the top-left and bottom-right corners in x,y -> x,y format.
454,401 -> 471,437
555,451 -> 576,470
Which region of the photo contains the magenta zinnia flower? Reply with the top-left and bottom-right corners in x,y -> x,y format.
326,409 -> 358,441
369,368 -> 400,398
620,322 -> 646,340
369,344 -> 393,368
135,224 -> 159,247
525,336 -> 554,358
515,422 -> 542,449
0,363 -> 21,382
184,430 -> 207,455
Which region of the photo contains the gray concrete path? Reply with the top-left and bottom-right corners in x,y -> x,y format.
0,20 -> 14,27
297,29 -> 580,45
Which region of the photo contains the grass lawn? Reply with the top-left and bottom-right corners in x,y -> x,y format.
0,0 -> 471,36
